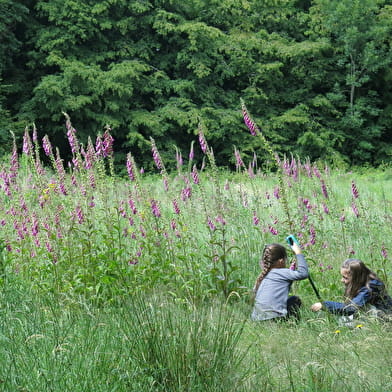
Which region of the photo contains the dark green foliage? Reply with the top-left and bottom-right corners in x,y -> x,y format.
1,0 -> 392,167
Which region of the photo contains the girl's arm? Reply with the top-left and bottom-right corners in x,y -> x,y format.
320,286 -> 371,315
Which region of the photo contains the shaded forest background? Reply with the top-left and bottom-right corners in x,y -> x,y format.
1,0 -> 392,171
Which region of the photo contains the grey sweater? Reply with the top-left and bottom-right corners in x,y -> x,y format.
251,254 -> 309,321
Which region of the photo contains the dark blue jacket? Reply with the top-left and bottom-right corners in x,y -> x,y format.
323,279 -> 392,316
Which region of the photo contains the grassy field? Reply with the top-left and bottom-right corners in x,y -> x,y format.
0,129 -> 392,391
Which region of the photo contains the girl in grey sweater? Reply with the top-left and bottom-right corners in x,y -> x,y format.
251,242 -> 309,321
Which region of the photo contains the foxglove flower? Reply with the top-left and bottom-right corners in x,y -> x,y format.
207,217 -> 216,231
128,199 -> 137,215
103,128 -> 114,157
126,153 -> 136,181
253,211 -> 260,226
320,179 -> 328,199
241,99 -> 260,136
150,138 -> 163,170
23,128 -> 33,156
172,199 -> 181,215
351,202 -> 360,218
150,199 -> 161,218
312,166 -> 321,178
234,147 -> 244,169
42,135 -> 53,157
309,225 -> 316,245
175,148 -> 183,169
95,134 -> 104,157
198,129 -> 208,154
181,187 -> 192,201
381,244 -> 388,259
215,216 -> 226,226
189,142 -> 194,161
64,113 -> 79,155
351,181 -> 360,199
268,225 -> 278,235
163,176 -> 169,191
191,165 -> 199,185
76,205 -> 84,224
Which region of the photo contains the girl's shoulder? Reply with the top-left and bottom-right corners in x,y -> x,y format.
369,279 -> 384,290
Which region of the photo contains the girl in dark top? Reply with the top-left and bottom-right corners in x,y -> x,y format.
311,258 -> 392,318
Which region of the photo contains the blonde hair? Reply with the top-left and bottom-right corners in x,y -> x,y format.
253,243 -> 287,294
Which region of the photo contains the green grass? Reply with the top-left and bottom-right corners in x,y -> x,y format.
1,143 -> 392,390
1,285 -> 392,391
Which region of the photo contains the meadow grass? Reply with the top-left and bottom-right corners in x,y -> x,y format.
0,127 -> 391,391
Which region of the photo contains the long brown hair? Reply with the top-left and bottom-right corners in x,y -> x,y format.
342,258 -> 379,299
253,243 -> 287,294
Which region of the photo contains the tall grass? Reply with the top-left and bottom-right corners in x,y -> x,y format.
0,119 -> 391,390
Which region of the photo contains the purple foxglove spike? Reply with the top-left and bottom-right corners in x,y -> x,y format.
309,225 -> 316,245
95,135 -> 104,157
207,217 -> 216,231
32,123 -> 38,143
381,244 -> 388,259
150,199 -> 161,218
351,202 -> 360,218
268,225 -> 278,235
198,130 -> 208,154
241,100 -> 260,136
189,142 -> 194,161
191,165 -> 199,185
128,198 -> 137,215
103,128 -> 114,157
253,211 -> 259,226
23,128 -> 33,155
351,181 -> 360,199
163,176 -> 169,191
172,199 -> 181,214
150,138 -> 163,170
126,153 -> 136,181
320,179 -> 328,199
312,166 -> 321,178
42,135 -> 53,157
234,147 -> 244,169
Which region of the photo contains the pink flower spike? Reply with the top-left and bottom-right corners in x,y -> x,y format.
381,244 -> 388,259
320,179 -> 328,199
150,199 -> 161,218
42,135 -> 53,157
198,130 -> 208,154
351,181 -> 360,199
207,217 -> 216,231
191,165 -> 199,185
253,211 -> 260,226
351,202 -> 360,218
23,128 -> 33,155
172,199 -> 181,215
241,100 -> 260,136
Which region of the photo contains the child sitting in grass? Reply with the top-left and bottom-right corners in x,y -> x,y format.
251,241 -> 309,321
311,258 -> 392,320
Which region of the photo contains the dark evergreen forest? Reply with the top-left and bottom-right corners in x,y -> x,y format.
1,0 -> 392,171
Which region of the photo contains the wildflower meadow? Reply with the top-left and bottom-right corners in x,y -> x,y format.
1,110 -> 391,391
